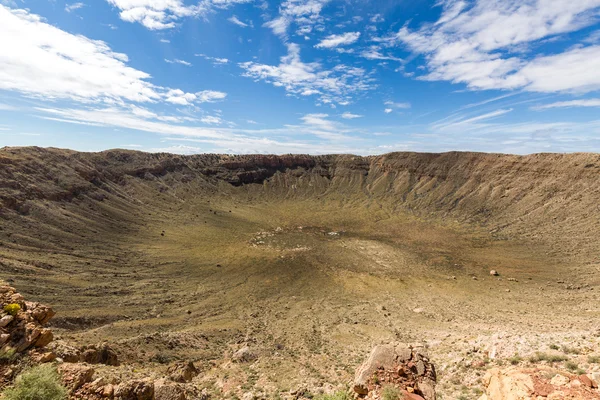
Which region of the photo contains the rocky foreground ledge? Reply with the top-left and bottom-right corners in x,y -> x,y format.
0,283 -> 599,399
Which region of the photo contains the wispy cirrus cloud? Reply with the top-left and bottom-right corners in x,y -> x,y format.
315,32 -> 360,49
0,6 -> 222,107
34,106 -> 367,153
431,108 -> 513,131
195,53 -> 230,65
532,98 -> 600,110
228,15 -> 251,27
341,112 -> 362,119
239,43 -> 375,105
65,2 -> 85,13
165,58 -> 192,66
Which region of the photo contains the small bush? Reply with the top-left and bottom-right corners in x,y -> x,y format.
0,348 -> 17,363
508,354 -> 522,365
565,361 -> 578,371
528,352 -> 567,363
313,391 -> 352,400
588,355 -> 600,363
2,364 -> 67,400
561,345 -> 580,355
3,303 -> 20,316
381,385 -> 402,400
549,344 -> 559,350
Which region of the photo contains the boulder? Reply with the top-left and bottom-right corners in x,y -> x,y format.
80,342 -> 119,366
59,363 -> 95,392
49,340 -> 81,363
353,343 -> 436,399
232,346 -> 257,363
168,361 -> 198,383
114,380 -> 155,400
354,344 -> 396,394
155,379 -> 187,400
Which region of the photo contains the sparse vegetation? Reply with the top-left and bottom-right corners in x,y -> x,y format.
3,303 -> 20,316
2,364 -> 68,400
528,352 -> 567,363
588,355 -> 600,363
565,360 -> 578,371
313,391 -> 352,400
0,348 -> 17,363
381,385 -> 403,400
508,354 -> 522,365
561,345 -> 580,355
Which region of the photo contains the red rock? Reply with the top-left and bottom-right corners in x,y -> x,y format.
402,390 -> 425,400
578,374 -> 597,388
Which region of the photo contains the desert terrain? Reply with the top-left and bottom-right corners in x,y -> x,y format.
0,147 -> 599,399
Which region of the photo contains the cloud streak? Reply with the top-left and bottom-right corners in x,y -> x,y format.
315,32 -> 360,49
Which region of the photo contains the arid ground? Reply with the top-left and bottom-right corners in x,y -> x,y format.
1,147 -> 599,399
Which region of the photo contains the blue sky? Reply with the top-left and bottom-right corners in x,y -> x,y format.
1,0 -> 600,155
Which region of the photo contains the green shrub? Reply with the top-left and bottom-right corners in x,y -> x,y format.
0,348 -> 17,363
2,364 -> 68,400
508,355 -> 522,365
313,391 -> 352,400
381,385 -> 403,400
3,303 -> 20,316
588,355 -> 600,363
561,345 -> 580,355
565,361 -> 578,371
528,352 -> 567,363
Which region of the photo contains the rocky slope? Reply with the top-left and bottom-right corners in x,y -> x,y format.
2,147 -> 600,260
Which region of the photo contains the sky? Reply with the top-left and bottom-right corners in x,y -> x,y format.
0,0 -> 600,155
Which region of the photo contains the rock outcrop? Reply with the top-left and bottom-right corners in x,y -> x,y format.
0,283 -> 55,355
478,367 -> 600,400
353,343 -> 436,400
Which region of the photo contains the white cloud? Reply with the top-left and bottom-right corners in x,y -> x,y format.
532,98 -> 600,110
160,38 -> 170,43
315,31 -> 360,49
150,145 -> 204,154
164,89 -> 226,105
106,0 -> 254,30
200,115 -> 223,124
263,0 -> 330,37
384,108 -> 392,113
34,106 -> 368,154
195,54 -> 230,64
65,2 -> 85,13
0,6 -> 220,106
341,112 -> 362,119
384,100 -> 411,109
431,108 -> 513,131
359,46 -> 403,62
370,14 -> 384,23
394,0 -> 600,93
228,15 -> 250,27
239,43 -> 375,105
165,58 -> 192,66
